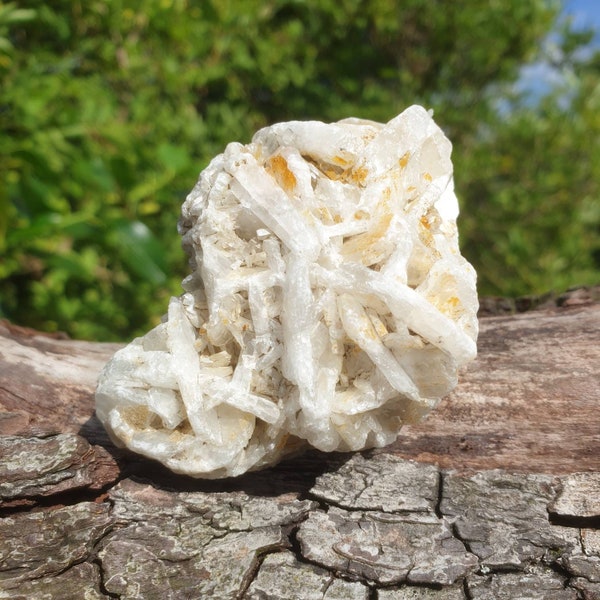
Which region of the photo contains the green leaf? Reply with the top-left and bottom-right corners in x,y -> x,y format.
110,219 -> 168,285
157,143 -> 189,172
1,8 -> 37,25
2,0 -> 598,340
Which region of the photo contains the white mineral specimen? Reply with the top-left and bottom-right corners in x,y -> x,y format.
95,105 -> 478,478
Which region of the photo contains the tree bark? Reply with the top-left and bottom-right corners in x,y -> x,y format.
1,293 -> 599,598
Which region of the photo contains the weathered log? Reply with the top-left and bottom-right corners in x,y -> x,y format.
0,293 -> 599,598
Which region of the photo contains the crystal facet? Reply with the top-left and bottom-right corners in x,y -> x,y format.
95,106 -> 478,478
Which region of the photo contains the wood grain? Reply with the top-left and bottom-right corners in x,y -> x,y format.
1,297 -> 598,598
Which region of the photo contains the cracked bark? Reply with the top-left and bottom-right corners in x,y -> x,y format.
0,291 -> 599,599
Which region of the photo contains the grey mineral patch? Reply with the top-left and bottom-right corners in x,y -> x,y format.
244,550 -> 369,599
583,529 -> 600,556
100,526 -> 286,599
98,478 -> 316,599
0,502 -> 112,589
440,470 -> 579,569
0,433 -> 97,501
109,478 -> 316,530
467,565 -> 578,600
297,506 -> 477,586
550,472 -> 600,519
377,584 -> 466,599
570,576 -> 600,600
0,562 -> 104,600
560,551 -> 600,583
310,453 -> 440,513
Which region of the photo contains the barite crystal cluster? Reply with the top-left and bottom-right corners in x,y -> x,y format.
95,106 -> 478,478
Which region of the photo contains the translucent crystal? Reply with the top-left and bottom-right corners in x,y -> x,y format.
95,106 -> 478,478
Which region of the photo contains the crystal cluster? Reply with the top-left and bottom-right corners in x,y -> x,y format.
95,106 -> 478,478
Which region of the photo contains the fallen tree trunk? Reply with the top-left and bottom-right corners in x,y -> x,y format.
0,294 -> 599,598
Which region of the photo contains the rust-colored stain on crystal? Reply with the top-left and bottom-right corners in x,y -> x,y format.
332,155 -> 351,167
266,154 -> 297,192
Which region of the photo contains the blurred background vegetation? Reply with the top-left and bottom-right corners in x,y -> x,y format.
1,0 -> 599,341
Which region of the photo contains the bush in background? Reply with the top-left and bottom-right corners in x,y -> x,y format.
1,0 -> 598,340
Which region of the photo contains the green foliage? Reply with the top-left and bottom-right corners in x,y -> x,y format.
1,0 -> 598,340
457,27 -> 600,296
